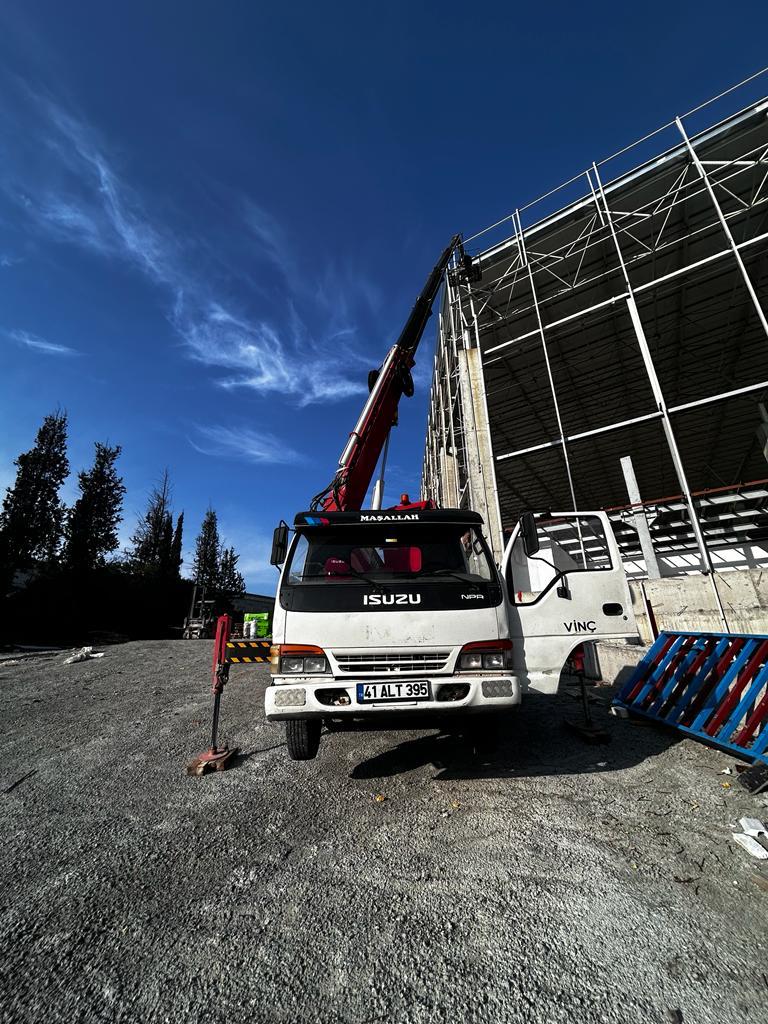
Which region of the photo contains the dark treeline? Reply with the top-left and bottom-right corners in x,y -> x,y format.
0,412 -> 246,645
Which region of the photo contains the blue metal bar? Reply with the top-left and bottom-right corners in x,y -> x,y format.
632,636 -> 688,706
615,633 -> 676,702
718,660 -> 768,742
665,636 -> 732,724
689,640 -> 758,731
623,704 -> 768,764
660,630 -> 768,640
647,637 -> 709,717
751,719 -> 768,756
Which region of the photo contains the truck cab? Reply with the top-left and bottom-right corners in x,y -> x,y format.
266,506 -> 636,759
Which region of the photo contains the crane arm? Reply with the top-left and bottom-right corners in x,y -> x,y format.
310,235 -> 462,512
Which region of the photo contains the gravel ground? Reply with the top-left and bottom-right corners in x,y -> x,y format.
1,640 -> 767,1024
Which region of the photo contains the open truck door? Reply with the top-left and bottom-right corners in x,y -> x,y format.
501,512 -> 637,694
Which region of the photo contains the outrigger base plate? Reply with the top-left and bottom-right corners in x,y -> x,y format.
185,746 -> 240,777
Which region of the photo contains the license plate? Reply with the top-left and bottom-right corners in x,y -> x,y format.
356,681 -> 431,703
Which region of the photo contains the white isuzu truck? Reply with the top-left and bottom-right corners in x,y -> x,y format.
265,505 -> 635,759
263,237 -> 636,760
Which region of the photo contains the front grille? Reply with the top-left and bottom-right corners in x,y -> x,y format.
333,651 -> 450,675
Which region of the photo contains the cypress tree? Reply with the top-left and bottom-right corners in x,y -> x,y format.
62,443 -> 126,572
128,470 -> 174,576
0,411 -> 69,581
219,545 -> 246,596
169,512 -> 184,579
192,507 -> 221,590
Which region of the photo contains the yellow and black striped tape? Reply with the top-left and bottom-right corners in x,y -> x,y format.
225,640 -> 272,665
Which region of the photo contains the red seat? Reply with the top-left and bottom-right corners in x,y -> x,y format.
324,557 -> 351,577
383,547 -> 422,573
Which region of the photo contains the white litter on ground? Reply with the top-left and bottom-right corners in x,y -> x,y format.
738,817 -> 768,838
732,833 -> 768,860
63,647 -> 105,665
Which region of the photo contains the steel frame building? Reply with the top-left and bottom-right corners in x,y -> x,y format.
421,72 -> 768,626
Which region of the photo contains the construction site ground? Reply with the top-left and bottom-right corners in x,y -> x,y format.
1,640 -> 766,1024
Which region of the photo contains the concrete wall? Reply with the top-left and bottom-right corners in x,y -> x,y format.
592,639 -> 648,687
629,569 -> 768,643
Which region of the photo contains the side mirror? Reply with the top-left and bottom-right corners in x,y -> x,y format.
520,512 -> 540,557
270,522 -> 289,566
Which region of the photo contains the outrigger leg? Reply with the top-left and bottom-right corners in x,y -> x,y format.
186,614 -> 240,776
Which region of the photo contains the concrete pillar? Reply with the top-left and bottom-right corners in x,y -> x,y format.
620,455 -> 661,579
457,346 -> 504,564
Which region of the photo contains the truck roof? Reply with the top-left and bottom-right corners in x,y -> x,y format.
293,508 -> 484,528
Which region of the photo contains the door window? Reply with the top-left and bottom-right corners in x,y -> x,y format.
506,515 -> 612,604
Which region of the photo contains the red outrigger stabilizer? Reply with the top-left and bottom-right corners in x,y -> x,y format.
185,614 -> 239,776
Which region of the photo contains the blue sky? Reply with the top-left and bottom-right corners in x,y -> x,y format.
1,2 -> 766,591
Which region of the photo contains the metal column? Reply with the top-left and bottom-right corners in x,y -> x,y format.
590,162 -> 729,630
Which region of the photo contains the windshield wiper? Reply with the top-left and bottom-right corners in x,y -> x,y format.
300,567 -> 383,590
422,569 -> 481,589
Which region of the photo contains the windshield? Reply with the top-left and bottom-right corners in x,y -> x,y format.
285,524 -> 495,584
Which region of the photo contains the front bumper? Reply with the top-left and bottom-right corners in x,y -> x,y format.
264,674 -> 522,721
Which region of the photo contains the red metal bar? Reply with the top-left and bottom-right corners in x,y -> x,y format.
680,637 -> 745,725
601,477 -> 768,513
625,634 -> 677,702
639,636 -> 697,709
705,640 -> 768,736
734,680 -> 768,747
656,637 -> 715,714
212,614 -> 231,694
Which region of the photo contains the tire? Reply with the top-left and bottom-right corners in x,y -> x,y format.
285,719 -> 322,761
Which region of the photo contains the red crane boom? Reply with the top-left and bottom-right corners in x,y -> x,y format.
310,235 -> 462,512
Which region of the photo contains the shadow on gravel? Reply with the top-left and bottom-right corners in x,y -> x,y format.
347,691 -> 680,781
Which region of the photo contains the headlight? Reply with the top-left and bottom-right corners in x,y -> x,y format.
483,652 -> 505,669
303,656 -> 328,674
279,654 -> 329,674
282,657 -> 305,673
457,640 -> 513,672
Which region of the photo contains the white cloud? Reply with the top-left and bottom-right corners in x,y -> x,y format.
0,85 -> 374,410
190,424 -> 304,465
6,328 -> 78,356
175,299 -> 367,405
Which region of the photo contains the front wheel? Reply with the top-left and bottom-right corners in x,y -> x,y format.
285,719 -> 322,761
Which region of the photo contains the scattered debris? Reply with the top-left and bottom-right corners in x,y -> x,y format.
63,646 -> 105,665
739,817 -> 768,838
373,793 -> 387,803
732,833 -> 768,860
721,781 -> 732,789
